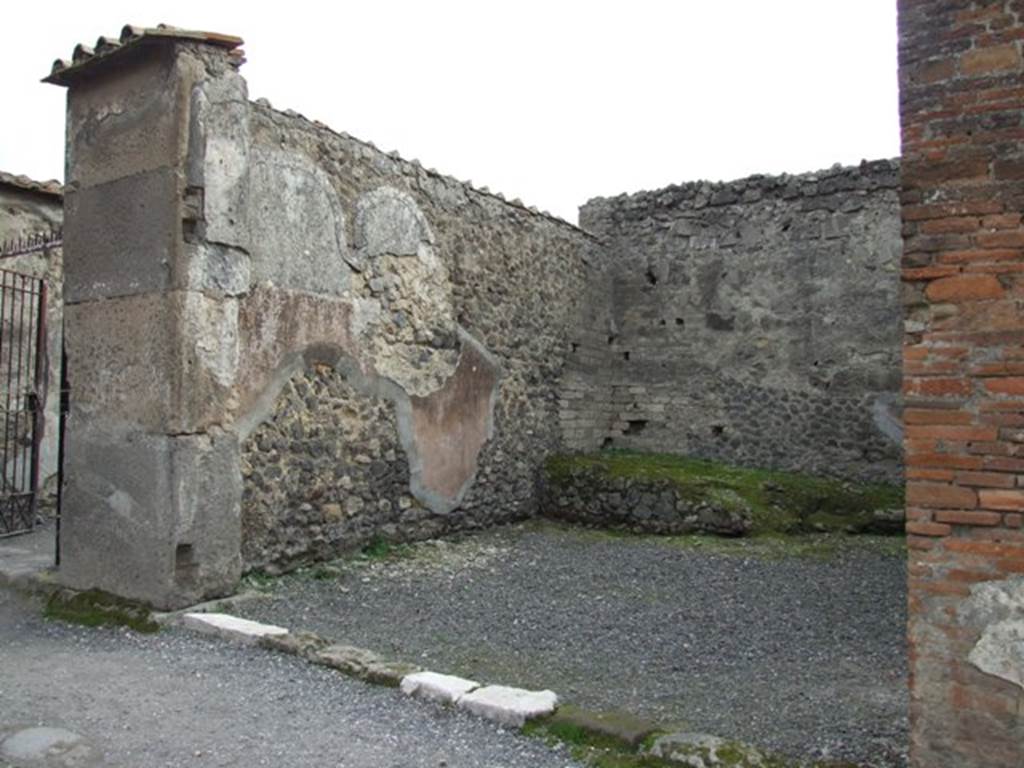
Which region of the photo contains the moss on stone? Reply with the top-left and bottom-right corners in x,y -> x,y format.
523,715 -> 848,768
358,537 -> 413,561
43,588 -> 159,634
522,719 -> 676,768
544,450 -> 904,536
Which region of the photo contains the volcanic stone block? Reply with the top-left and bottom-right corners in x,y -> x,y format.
59,427 -> 242,609
67,45 -> 190,190
64,291 -> 237,435
63,169 -> 181,303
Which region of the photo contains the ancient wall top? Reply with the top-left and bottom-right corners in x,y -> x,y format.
43,23 -> 244,87
0,170 -> 62,198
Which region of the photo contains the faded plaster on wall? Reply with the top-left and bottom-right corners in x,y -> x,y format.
248,144 -> 350,296
961,576 -> 1024,692
235,102 -> 596,569
351,186 -> 460,398
235,177 -> 500,534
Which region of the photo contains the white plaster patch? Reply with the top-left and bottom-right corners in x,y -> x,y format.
969,619 -> 1024,691
351,186 -> 460,397
248,145 -> 349,294
399,671 -> 480,704
355,186 -> 435,256
184,294 -> 239,388
350,296 -> 382,340
961,575 -> 1024,691
455,684 -> 558,727
958,577 -> 1024,692
182,612 -> 288,644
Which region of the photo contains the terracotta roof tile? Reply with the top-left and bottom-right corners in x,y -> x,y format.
0,170 -> 63,198
45,23 -> 243,86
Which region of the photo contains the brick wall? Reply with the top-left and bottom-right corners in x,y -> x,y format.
899,1 -> 1024,765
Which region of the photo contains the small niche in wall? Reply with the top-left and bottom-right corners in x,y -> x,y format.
645,266 -> 659,286
711,424 -> 725,437
624,419 -> 648,435
571,342 -> 579,353
675,318 -> 685,327
175,543 -> 197,584
623,350 -> 631,361
601,436 -> 615,450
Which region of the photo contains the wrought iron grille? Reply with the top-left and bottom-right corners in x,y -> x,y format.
0,268 -> 47,537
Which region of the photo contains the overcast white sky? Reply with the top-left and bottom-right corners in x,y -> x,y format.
1,1 -> 900,223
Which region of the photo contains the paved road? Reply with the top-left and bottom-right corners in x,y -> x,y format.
0,590 -> 581,768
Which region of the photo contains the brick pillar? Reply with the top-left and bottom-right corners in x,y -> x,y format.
46,26 -> 250,609
899,2 -> 1024,765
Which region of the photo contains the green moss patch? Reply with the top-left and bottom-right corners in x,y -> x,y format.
544,451 -> 904,536
523,714 -> 851,768
522,718 -> 676,768
358,537 -> 413,562
44,588 -> 159,633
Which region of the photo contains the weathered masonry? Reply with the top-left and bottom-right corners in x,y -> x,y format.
899,0 -> 1024,765
47,27 -> 610,605
35,9 -> 1024,765
577,162 -> 904,483
43,25 -> 909,602
44,24 -> 909,608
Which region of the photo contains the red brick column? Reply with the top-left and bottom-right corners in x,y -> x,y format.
899,1 -> 1024,765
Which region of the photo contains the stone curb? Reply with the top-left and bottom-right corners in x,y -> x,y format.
173,610 -> 785,765
31,593 -> 797,768
176,609 -> 560,730
180,612 -> 288,644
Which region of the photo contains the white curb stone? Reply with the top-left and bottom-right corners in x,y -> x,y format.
182,612 -> 288,644
400,671 -> 480,704
456,685 -> 558,727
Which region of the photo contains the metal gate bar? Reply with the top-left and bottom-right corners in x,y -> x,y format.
0,268 -> 46,537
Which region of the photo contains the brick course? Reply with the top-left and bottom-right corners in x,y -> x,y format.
899,1 -> 1024,765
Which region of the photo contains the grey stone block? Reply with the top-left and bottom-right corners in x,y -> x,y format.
64,169 -> 181,303
68,46 -> 187,189
65,291 -> 238,435
59,426 -> 242,610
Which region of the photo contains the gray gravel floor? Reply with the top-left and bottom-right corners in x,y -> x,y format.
237,521 -> 909,767
0,589 -> 583,768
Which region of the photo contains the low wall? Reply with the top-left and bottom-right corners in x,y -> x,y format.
541,452 -> 905,536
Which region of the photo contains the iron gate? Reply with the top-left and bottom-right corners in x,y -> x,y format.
0,266 -> 47,537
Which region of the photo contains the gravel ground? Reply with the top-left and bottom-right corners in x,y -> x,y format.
0,589 -> 583,768
237,521 -> 909,767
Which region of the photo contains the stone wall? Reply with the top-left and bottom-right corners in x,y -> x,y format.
577,162 -> 904,483
0,175 -> 64,490
238,103 -> 609,570
898,1 -> 1024,765
49,26 -> 611,605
